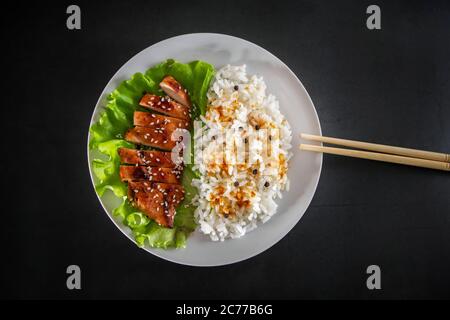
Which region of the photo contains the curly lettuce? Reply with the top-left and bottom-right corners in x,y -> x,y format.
92,139 -> 135,197
89,59 -> 215,249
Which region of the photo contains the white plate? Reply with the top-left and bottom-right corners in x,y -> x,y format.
88,33 -> 322,266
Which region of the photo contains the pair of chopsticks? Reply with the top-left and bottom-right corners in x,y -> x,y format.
299,133 -> 450,171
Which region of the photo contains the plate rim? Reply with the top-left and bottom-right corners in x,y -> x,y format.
87,33 -> 322,266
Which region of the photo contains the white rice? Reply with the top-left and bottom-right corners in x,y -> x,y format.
192,65 -> 292,241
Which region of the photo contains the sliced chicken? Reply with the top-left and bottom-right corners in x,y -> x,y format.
139,94 -> 190,121
134,111 -> 190,130
159,75 -> 192,108
125,126 -> 185,150
128,181 -> 185,228
118,148 -> 181,167
120,165 -> 182,184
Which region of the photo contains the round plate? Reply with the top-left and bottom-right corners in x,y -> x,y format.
88,33 -> 322,266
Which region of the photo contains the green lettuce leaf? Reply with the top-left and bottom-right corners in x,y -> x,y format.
92,139 -> 135,197
90,59 -> 215,249
90,73 -> 154,149
113,197 -> 185,249
173,164 -> 199,230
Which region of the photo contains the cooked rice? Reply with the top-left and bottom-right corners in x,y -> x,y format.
192,65 -> 292,241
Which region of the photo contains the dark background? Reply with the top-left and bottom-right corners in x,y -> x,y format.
2,0 -> 449,299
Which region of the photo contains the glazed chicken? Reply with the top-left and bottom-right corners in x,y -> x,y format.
119,76 -> 191,228
139,94 -> 190,121
120,165 -> 182,184
118,148 -> 181,168
159,75 -> 192,108
124,126 -> 181,150
127,181 -> 185,228
134,111 -> 190,130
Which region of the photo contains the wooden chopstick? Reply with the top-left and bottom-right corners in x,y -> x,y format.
301,133 -> 450,163
300,144 -> 450,171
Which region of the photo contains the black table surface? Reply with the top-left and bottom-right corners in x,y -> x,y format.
3,0 -> 449,299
